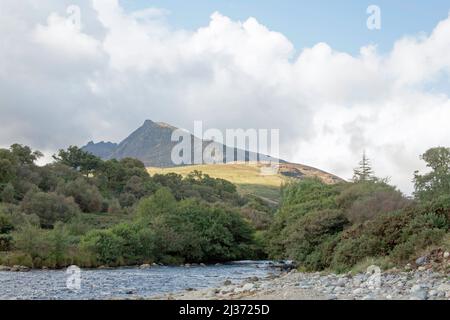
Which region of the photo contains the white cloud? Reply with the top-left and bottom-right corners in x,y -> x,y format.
1,0 -> 450,194
33,12 -> 101,59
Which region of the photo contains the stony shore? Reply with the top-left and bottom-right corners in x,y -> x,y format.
157,268 -> 450,300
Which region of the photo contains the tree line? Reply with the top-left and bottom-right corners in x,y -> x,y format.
0,145 -> 272,267
1,144 -> 448,272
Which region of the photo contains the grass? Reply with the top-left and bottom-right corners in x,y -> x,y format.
147,163 -> 290,203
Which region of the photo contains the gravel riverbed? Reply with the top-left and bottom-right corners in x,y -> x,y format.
161,269 -> 450,300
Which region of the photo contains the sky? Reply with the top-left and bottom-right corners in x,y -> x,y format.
123,0 -> 450,54
1,0 -> 450,194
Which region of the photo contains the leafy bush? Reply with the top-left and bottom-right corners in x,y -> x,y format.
282,209 -> 348,270
0,212 -> 13,234
0,234 -> 13,251
21,191 -> 81,227
1,183 -> 15,203
338,182 -> 410,223
81,229 -> 125,266
13,224 -> 49,261
268,173 -> 449,272
57,178 -> 104,213
414,147 -> 450,202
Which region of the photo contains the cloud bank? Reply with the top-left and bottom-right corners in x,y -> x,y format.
1,0 -> 450,193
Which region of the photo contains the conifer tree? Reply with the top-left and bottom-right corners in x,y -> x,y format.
353,151 -> 374,182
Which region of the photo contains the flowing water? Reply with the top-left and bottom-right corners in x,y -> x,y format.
0,261 -> 278,300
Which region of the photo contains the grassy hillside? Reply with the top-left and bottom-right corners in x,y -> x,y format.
147,162 -> 343,203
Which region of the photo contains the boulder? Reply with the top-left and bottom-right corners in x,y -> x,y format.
415,256 -> 428,266
410,284 -> 428,300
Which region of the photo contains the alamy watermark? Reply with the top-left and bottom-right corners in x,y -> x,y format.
367,5 -> 381,30
66,5 -> 82,30
171,121 -> 280,175
66,265 -> 81,291
365,265 -> 382,290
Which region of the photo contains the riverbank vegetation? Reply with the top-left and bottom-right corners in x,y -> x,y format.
267,148 -> 450,273
0,144 -> 449,272
0,144 -> 271,268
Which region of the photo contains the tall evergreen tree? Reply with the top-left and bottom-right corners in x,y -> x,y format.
353,151 -> 374,182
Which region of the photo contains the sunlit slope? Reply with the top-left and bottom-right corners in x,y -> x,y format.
147,162 -> 343,203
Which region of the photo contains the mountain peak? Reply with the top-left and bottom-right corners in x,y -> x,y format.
156,122 -> 177,130
142,119 -> 155,127
141,119 -> 177,130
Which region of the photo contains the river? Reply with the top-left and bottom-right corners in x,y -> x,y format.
0,261 -> 279,300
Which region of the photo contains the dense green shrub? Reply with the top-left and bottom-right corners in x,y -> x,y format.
81,229 -> 125,266
282,209 -> 348,270
0,212 -> 13,234
21,191 -> 81,227
414,147 -> 450,202
1,183 -> 15,203
268,171 -> 449,272
110,223 -> 156,264
337,181 -> 410,223
267,179 -> 342,260
13,224 -> 49,261
57,178 -> 104,213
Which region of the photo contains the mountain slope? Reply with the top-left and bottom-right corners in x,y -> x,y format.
148,162 -> 343,203
82,119 -> 278,167
83,119 -> 343,202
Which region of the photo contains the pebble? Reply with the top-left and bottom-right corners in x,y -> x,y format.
223,280 -> 232,286
410,285 -> 428,300
164,265 -> 450,301
415,256 -> 428,266
242,283 -> 255,291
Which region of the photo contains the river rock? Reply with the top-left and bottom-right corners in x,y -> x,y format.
428,290 -> 437,297
242,283 -> 255,291
223,280 -> 232,286
336,278 -> 347,287
0,265 -> 11,271
410,285 -> 428,300
139,264 -> 151,269
11,265 -> 30,272
415,256 -> 428,266
353,288 -> 364,295
333,286 -> 344,293
444,252 -> 450,259
436,283 -> 450,297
